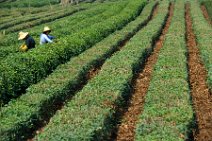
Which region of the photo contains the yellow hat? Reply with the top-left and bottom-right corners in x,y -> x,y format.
43,26 -> 51,33
18,31 -> 29,40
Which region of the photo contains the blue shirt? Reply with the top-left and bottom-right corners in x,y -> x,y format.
40,33 -> 54,45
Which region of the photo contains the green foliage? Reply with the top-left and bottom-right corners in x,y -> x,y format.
202,1 -> 212,20
0,0 -> 60,8
135,1 -> 194,140
0,1 -> 103,32
34,1 -> 169,140
0,3 -> 69,19
0,1 -> 133,58
0,8 -> 83,32
0,1 -> 149,140
0,0 -> 143,104
0,2 -> 115,59
190,1 -> 212,90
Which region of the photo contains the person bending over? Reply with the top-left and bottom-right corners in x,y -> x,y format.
40,26 -> 55,45
18,31 -> 35,51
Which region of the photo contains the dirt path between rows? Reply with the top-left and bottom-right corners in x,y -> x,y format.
27,3 -> 158,141
112,3 -> 174,141
201,5 -> 212,25
185,4 -> 212,141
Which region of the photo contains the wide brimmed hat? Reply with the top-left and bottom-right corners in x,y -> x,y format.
43,26 -> 51,33
18,31 -> 29,40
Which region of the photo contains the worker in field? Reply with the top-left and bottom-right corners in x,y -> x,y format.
40,26 -> 55,45
18,31 -> 36,52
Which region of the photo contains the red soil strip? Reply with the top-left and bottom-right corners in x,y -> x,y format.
114,4 -> 174,141
201,5 -> 212,25
185,4 -> 212,141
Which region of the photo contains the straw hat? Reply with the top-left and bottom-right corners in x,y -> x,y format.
18,31 -> 29,40
43,26 -> 51,33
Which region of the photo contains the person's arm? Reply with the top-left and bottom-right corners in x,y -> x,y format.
43,34 -> 53,43
48,35 -> 55,40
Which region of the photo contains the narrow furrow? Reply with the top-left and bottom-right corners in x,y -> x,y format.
27,66 -> 100,141
28,60 -> 102,140
200,5 -> 212,25
185,4 -> 212,141
28,4 -> 158,141
113,3 -> 174,141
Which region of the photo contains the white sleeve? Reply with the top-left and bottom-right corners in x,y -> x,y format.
44,34 -> 53,43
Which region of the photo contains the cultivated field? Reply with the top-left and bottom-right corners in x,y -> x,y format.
0,0 -> 211,140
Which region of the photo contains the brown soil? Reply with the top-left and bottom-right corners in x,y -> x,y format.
114,3 -> 174,141
201,5 -> 212,25
87,67 -> 100,79
185,4 -> 212,141
152,2 -> 158,18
